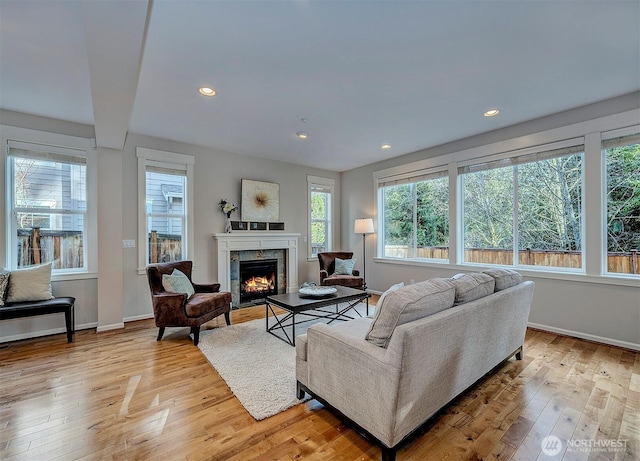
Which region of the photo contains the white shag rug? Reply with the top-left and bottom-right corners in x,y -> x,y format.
197,302 -> 372,420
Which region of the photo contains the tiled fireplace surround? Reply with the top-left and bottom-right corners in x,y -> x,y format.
213,233 -> 300,308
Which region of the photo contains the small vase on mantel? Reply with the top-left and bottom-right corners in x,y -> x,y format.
225,217 -> 232,233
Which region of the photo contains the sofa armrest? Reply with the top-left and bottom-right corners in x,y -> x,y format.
351,269 -> 360,276
319,270 -> 329,283
306,320 -> 401,447
193,282 -> 221,293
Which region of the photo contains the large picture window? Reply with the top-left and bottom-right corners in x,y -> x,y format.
461,143 -> 584,269
379,171 -> 449,260
603,132 -> 640,275
7,142 -> 87,272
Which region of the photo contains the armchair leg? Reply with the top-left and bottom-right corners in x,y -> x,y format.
157,327 -> 165,341
191,326 -> 201,346
224,311 -> 231,325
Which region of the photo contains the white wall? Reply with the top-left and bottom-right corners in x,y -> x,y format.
341,93 -> 640,350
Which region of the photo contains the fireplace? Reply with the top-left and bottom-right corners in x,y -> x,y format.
240,259 -> 278,303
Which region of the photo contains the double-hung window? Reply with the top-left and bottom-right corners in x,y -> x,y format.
460,140 -> 584,269
378,169 -> 449,260
602,131 -> 640,276
137,147 -> 194,270
307,176 -> 334,258
7,141 -> 88,273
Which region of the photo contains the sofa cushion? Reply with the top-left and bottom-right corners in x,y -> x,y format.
5,263 -> 54,303
365,278 -> 455,348
185,292 -> 232,317
162,269 -> 195,299
322,275 -> 363,288
0,271 -> 9,306
451,272 -> 495,304
482,268 -> 522,291
334,257 -> 356,275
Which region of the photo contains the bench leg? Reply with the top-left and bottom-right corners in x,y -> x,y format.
64,307 -> 73,343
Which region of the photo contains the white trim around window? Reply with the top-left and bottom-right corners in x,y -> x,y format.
136,147 -> 194,274
1,125 -> 98,281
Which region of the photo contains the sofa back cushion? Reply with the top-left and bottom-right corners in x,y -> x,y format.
451,272 -> 495,305
482,268 -> 522,291
5,263 -> 55,303
366,278 -> 455,348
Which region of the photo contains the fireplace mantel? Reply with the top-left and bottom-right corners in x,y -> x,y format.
213,232 -> 300,297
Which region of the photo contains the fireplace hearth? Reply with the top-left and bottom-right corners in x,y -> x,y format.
240,259 -> 278,303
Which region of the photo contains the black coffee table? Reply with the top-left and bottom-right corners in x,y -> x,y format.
265,286 -> 370,346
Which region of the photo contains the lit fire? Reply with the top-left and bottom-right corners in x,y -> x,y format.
243,275 -> 275,293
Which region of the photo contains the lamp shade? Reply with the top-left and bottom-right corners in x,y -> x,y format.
354,218 -> 375,234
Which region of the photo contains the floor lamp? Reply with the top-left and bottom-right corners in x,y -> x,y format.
354,218 -> 375,291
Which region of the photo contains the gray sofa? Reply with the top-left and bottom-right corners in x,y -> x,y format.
296,269 -> 534,461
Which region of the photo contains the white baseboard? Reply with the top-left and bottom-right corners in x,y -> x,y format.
0,322 -> 97,344
124,313 -> 154,323
96,322 -> 125,333
528,322 -> 640,352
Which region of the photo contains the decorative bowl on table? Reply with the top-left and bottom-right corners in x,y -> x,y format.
298,286 -> 338,298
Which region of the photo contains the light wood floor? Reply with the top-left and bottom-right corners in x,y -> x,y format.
1,304 -> 638,461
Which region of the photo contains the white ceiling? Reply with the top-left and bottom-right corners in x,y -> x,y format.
1,0 -> 639,172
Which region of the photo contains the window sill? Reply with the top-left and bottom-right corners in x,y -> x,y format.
373,257 -> 640,288
51,272 -> 98,282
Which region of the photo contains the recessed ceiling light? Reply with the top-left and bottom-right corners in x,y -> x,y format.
484,109 -> 500,117
381,144 -> 392,149
296,131 -> 308,139
198,87 -> 216,97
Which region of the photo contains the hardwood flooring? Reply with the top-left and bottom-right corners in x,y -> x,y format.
1,303 -> 638,460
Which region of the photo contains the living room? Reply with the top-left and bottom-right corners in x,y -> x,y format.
1,1 -> 638,460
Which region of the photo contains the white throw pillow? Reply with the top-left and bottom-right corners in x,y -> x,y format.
5,263 -> 54,303
162,269 -> 195,298
371,282 -> 405,317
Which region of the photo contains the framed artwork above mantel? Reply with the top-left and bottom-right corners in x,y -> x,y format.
241,179 -> 280,222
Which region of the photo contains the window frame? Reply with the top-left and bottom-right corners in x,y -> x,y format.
307,175 -> 335,260
601,126 -> 640,278
377,167 -> 450,261
3,128 -> 97,280
137,147 -> 194,273
458,138 -> 585,271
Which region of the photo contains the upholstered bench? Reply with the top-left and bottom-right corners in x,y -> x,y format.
1,263 -> 75,343
0,297 -> 75,342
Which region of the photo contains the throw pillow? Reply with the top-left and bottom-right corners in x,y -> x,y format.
369,281 -> 404,318
334,257 -> 356,275
0,271 -> 10,306
482,268 -> 522,291
162,269 -> 195,298
5,263 -> 55,303
366,278 -> 455,348
451,272 -> 495,304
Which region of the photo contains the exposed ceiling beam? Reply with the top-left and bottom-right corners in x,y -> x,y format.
82,0 -> 151,151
